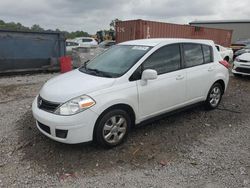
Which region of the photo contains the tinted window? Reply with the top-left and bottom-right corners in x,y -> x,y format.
66,42 -> 78,46
202,45 -> 213,63
82,39 -> 93,42
143,44 -> 181,75
183,44 -> 204,68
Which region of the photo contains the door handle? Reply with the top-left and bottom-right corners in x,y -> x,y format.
176,75 -> 184,80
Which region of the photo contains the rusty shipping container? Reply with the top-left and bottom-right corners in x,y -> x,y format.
116,19 -> 233,47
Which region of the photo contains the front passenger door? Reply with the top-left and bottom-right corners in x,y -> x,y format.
136,44 -> 186,120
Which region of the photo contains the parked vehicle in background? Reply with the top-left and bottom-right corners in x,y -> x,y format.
32,38 -> 229,148
231,39 -> 250,53
234,44 -> 250,57
72,37 -> 98,47
232,53 -> 250,76
66,40 -> 80,53
215,44 -> 233,62
99,40 -> 116,49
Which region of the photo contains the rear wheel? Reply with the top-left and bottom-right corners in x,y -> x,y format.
94,109 -> 131,148
205,83 -> 223,110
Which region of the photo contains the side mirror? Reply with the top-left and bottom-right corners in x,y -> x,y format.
142,69 -> 158,81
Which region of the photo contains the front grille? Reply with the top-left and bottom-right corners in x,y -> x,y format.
37,121 -> 51,134
239,59 -> 249,63
56,129 -> 68,139
37,95 -> 60,113
235,67 -> 250,74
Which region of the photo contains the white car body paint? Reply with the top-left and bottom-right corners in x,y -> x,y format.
32,38 -> 229,144
232,53 -> 250,75
216,44 -> 234,62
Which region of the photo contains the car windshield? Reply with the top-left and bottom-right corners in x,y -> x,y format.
79,45 -> 151,78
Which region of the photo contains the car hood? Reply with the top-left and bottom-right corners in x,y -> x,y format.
236,49 -> 250,55
40,69 -> 116,103
237,53 -> 250,61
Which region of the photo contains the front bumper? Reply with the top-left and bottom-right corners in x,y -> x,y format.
32,96 -> 99,144
232,61 -> 250,75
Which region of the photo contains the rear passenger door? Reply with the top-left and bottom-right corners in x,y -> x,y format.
183,43 -> 215,102
136,44 -> 186,120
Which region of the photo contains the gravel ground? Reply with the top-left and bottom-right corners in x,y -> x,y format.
0,73 -> 249,188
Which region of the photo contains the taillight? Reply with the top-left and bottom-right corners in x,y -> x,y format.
219,60 -> 230,69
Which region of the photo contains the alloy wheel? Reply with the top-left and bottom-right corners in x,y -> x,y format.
102,115 -> 127,144
209,86 -> 221,107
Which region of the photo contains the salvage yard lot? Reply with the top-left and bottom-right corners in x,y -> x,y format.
0,73 -> 249,187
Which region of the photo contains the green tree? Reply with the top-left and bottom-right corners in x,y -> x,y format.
110,18 -> 122,30
31,24 -> 44,32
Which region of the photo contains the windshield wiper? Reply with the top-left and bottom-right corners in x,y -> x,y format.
86,67 -> 113,78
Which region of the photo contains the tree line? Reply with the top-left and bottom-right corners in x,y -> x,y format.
0,19 -> 90,39
0,18 -> 122,39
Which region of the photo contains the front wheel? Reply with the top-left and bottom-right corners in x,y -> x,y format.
94,109 -> 131,148
205,83 -> 223,110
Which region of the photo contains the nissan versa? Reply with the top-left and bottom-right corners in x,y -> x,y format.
32,38 -> 230,148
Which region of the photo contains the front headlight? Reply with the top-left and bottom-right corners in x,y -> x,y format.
55,95 -> 96,115
235,57 -> 240,62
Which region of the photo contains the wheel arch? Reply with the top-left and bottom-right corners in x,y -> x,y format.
93,103 -> 136,140
224,56 -> 229,62
214,79 -> 225,94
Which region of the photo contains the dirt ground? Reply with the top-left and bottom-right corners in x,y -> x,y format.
0,73 -> 249,188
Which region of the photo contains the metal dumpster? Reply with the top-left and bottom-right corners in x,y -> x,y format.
0,30 -> 65,73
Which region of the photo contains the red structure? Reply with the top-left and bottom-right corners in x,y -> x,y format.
116,19 -> 233,47
60,56 -> 72,73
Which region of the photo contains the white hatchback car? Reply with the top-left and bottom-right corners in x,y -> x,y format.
32,38 -> 229,147
232,53 -> 250,76
72,37 -> 98,47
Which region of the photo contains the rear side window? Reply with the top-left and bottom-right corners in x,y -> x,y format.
82,38 -> 93,42
66,42 -> 78,46
183,44 -> 204,68
143,44 -> 181,75
202,45 -> 213,63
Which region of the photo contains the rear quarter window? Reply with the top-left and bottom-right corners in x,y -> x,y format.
202,45 -> 213,63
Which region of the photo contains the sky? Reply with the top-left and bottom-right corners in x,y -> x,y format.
0,0 -> 250,34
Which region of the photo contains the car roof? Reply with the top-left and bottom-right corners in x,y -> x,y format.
119,38 -> 214,47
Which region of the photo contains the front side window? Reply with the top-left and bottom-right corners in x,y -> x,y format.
183,44 -> 204,68
143,44 -> 181,75
79,45 -> 151,78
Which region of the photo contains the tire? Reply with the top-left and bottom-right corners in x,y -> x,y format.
94,109 -> 131,148
233,73 -> 242,77
205,83 -> 223,110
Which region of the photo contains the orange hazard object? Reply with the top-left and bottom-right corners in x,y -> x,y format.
60,56 -> 72,73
